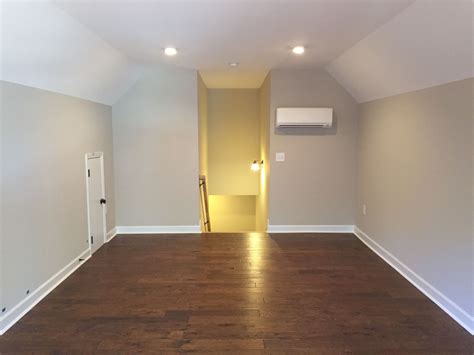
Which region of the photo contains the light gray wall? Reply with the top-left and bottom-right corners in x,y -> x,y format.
357,78 -> 473,316
269,68 -> 358,225
198,74 -> 208,231
1,80 -> 115,312
112,66 -> 200,226
0,81 -> 3,312
198,74 -> 208,178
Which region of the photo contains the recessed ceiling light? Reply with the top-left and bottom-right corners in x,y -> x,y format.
228,62 -> 239,67
292,46 -> 305,55
164,47 -> 177,56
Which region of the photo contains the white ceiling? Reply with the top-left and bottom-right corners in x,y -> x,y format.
0,1 -> 141,105
2,0 -> 469,104
326,0 -> 474,103
55,0 -> 413,88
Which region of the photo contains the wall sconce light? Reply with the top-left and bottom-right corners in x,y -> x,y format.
251,160 -> 264,172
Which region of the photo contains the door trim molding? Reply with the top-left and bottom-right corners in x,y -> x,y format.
85,152 -> 107,253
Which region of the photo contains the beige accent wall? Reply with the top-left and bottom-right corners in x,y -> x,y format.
269,68 -> 358,225
256,74 -> 271,231
1,80 -> 115,313
207,89 -> 260,196
357,78 -> 473,316
209,195 -> 256,232
112,66 -> 199,226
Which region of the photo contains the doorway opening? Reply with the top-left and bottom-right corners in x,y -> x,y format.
198,75 -> 270,232
85,152 -> 107,253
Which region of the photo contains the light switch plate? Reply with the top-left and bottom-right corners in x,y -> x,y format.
276,152 -> 285,162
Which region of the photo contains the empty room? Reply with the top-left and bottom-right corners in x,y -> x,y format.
0,0 -> 472,353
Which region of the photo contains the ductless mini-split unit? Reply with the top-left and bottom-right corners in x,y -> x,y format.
276,107 -> 333,128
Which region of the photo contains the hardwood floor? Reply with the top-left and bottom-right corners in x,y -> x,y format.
0,233 -> 471,353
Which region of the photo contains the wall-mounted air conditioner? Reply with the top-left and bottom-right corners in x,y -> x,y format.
276,107 -> 333,128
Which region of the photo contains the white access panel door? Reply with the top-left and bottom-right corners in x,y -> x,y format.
87,156 -> 105,254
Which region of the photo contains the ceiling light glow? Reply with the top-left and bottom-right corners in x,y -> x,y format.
229,62 -> 239,67
292,46 -> 305,55
164,47 -> 177,56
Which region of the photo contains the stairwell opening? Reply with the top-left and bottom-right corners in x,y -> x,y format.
198,74 -> 270,232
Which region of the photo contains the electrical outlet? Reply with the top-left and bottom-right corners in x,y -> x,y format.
276,152 -> 285,162
362,204 -> 367,216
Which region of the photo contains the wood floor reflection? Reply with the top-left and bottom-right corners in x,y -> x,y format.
0,233 -> 471,353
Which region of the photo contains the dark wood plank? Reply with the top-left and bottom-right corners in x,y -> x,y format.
0,233 -> 471,353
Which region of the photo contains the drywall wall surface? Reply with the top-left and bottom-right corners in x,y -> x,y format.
209,195 -> 256,232
268,68 -> 358,225
198,74 -> 209,231
198,74 -> 209,178
357,78 -> 473,316
1,80 -> 115,313
113,65 -> 200,226
0,80 -> 3,312
472,78 -> 474,320
207,89 -> 260,196
256,74 -> 271,231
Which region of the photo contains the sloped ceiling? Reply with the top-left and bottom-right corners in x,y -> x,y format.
1,1 -> 471,102
0,1 -> 141,105
326,1 -> 473,103
55,0 -> 413,89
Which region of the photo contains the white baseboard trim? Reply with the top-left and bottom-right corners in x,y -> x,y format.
116,225 -> 201,234
268,225 -> 355,233
106,227 -> 118,242
0,249 -> 91,336
354,226 -> 473,335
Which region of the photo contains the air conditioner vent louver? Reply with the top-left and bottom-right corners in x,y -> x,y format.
276,107 -> 333,128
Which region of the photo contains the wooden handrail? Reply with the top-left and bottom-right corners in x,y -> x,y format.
199,175 -> 211,232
